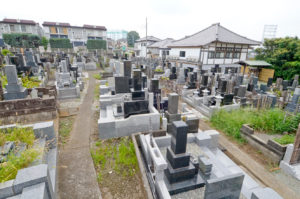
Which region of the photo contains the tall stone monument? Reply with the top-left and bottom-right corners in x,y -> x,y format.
4,65 -> 28,100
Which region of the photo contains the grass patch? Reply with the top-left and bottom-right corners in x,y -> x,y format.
21,76 -> 41,88
211,108 -> 300,142
93,74 -> 102,80
0,127 -> 35,146
0,127 -> 40,182
94,83 -> 100,99
91,137 -> 138,183
59,117 -> 75,144
274,134 -> 295,145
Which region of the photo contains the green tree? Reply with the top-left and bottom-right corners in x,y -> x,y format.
127,31 -> 140,47
41,37 -> 49,50
255,37 -> 300,80
3,33 -> 41,48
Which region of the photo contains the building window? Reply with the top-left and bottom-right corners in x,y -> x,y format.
21,25 -> 26,32
208,51 -> 215,59
233,52 -> 241,59
179,51 -> 186,57
50,27 -> 57,34
225,52 -> 233,58
9,25 -> 15,32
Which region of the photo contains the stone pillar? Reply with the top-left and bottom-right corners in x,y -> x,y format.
203,89 -> 209,105
290,123 -> 300,165
215,95 -> 223,107
148,92 -> 154,108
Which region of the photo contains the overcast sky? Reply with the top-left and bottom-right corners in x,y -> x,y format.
1,0 -> 300,41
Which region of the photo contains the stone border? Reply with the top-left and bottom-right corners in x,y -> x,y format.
240,124 -> 286,164
0,121 -> 57,199
132,133 -> 154,199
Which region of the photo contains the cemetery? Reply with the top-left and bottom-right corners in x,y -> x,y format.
0,13 -> 299,199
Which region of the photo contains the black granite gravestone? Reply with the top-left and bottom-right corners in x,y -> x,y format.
150,78 -> 160,93
164,121 -> 205,194
123,60 -> 132,77
201,75 -> 209,86
123,100 -> 149,118
132,91 -> 145,100
219,79 -> 227,93
223,94 -> 234,105
267,78 -> 273,87
115,76 -> 130,94
133,69 -> 142,91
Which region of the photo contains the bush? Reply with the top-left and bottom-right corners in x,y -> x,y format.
49,38 -> 72,49
93,74 -> 102,80
211,108 -> 300,142
21,76 -> 41,88
87,40 -> 106,50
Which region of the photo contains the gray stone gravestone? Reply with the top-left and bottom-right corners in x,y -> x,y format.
4,65 -> 28,100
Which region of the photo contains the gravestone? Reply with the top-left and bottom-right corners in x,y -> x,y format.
223,94 -> 234,105
285,88 -> 300,113
165,93 -> 181,128
25,51 -> 36,67
276,78 -> 283,88
233,86 -> 239,96
133,69 -> 142,91
123,61 -> 132,77
260,84 -> 268,93
30,88 -> 38,98
169,67 -> 177,80
201,75 -> 209,87
247,84 -> 254,92
219,79 -> 227,93
3,65 -> 28,100
164,121 -> 205,194
267,78 -> 273,87
123,100 -> 149,118
282,80 -> 288,90
176,68 -> 185,84
292,80 -> 298,89
237,85 -> 246,98
150,78 -> 159,93
115,76 -> 130,94
252,77 -> 258,85
237,75 -> 244,86
294,75 -> 299,81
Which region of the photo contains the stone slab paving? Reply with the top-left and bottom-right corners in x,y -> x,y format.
57,71 -> 102,199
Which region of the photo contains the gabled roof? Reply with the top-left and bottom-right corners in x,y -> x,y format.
1,18 -> 37,25
148,38 -> 174,49
136,36 -> 161,42
168,23 -> 261,48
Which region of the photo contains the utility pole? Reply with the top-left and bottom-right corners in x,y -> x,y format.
146,17 -> 148,58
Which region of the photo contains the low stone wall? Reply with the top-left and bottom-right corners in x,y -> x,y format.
0,87 -> 57,125
240,124 -> 286,164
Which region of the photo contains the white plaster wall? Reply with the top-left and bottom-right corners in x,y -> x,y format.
169,48 -> 200,60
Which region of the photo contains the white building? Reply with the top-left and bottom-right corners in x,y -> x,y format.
0,18 -> 43,38
107,30 -> 128,41
168,23 -> 260,70
134,36 -> 161,57
42,22 -> 107,47
148,38 -> 174,59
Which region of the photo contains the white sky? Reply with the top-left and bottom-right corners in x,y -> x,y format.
1,0 -> 300,41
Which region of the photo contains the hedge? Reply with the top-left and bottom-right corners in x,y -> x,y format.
87,40 -> 106,50
3,33 -> 41,48
49,38 -> 73,49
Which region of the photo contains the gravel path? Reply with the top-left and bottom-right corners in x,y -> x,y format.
57,71 -> 102,199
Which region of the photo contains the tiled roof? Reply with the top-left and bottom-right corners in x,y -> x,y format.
83,24 -> 107,31
136,36 -> 161,42
1,18 -> 37,25
148,38 -> 174,49
169,23 -> 261,47
42,22 -> 71,27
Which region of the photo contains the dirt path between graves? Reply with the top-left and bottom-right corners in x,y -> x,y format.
57,71 -> 102,199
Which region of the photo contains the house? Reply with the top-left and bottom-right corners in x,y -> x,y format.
168,23 -> 260,71
42,22 -> 107,47
134,36 -> 161,57
147,38 -> 174,59
0,18 -> 43,40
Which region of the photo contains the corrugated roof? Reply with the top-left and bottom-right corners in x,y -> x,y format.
148,38 -> 174,49
1,18 -> 37,25
236,60 -> 271,66
136,36 -> 161,42
168,23 -> 261,47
